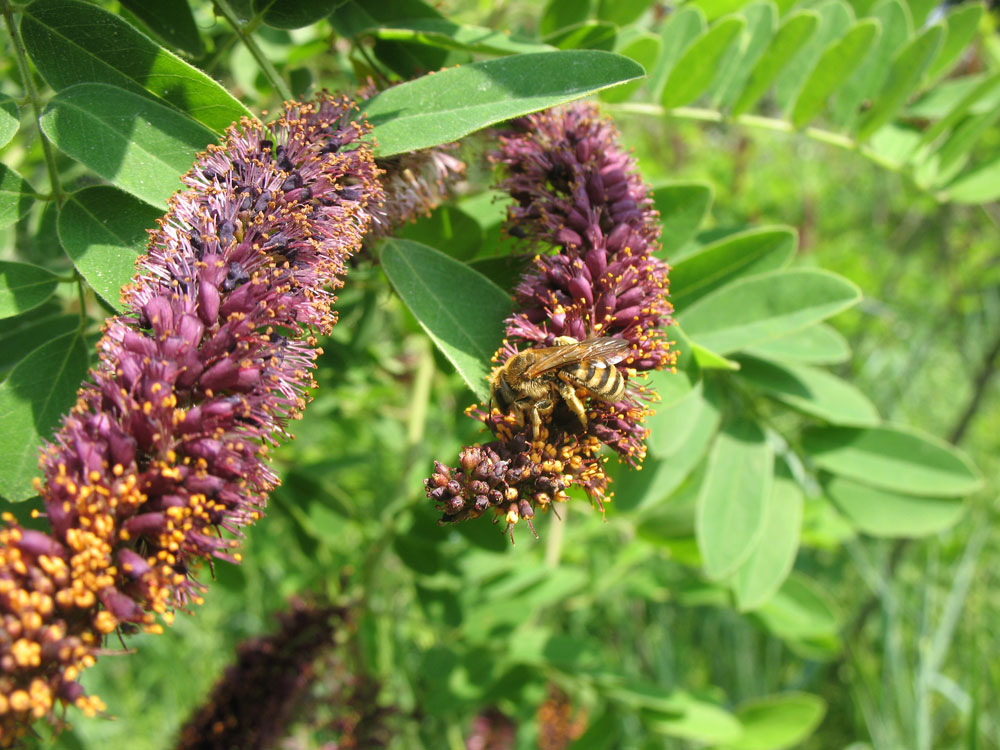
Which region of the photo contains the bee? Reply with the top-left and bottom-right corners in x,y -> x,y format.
489,335 -> 631,439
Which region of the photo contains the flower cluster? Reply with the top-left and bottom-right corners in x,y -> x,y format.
426,103 -> 674,535
176,597 -> 345,750
0,93 -> 385,746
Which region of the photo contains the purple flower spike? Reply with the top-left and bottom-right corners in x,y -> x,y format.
426,103 -> 675,536
0,93 -> 384,742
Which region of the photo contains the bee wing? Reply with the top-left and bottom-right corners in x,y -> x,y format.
523,336 -> 630,377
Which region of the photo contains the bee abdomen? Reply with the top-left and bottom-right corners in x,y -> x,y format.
565,363 -> 625,403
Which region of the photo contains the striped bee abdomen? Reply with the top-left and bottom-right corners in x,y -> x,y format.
563,361 -> 626,403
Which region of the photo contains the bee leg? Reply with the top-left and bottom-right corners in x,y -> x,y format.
553,335 -> 579,346
531,398 -> 554,440
556,378 -> 589,431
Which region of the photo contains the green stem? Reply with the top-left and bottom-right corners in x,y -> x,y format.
213,0 -> 292,101
610,102 -> 930,198
2,0 -> 64,204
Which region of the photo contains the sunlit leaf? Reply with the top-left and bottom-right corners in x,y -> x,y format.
58,187 -> 161,311
713,1 -> 778,108
734,354 -> 880,424
732,473 -> 803,611
379,238 -> 512,402
662,15 -> 746,109
791,19 -> 880,128
0,94 -> 19,149
362,18 -> 554,55
721,693 -> 827,750
803,424 -> 983,497
855,23 -> 943,140
653,182 -> 713,258
40,83 -> 216,210
364,51 -> 643,156
677,269 -> 861,355
926,3 -> 983,81
731,10 -> 819,116
649,5 -> 707,100
0,165 -> 33,230
744,323 -> 850,364
0,331 -> 90,502
823,476 -> 966,537
0,262 -> 59,319
670,226 -> 796,312
21,0 -> 249,133
773,1 -> 853,114
831,0 -> 910,128
696,418 -> 773,579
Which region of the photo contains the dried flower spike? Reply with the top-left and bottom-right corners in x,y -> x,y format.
0,92 -> 385,746
426,103 -> 674,537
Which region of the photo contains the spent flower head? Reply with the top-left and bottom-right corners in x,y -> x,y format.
0,92 -> 385,745
426,103 -> 674,537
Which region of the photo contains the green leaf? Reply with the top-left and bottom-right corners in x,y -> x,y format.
364,51 -> 644,156
670,226 -> 796,312
0,165 -> 33,230
597,0 -> 653,26
855,23 -> 944,141
755,573 -> 840,656
646,369 -> 720,461
0,331 -> 90,502
653,182 -> 713,257
254,0 -> 335,29
539,0 -> 593,36
600,30 -> 661,103
58,187 -> 161,311
0,94 -> 19,149
823,476 -> 966,537
676,269 -> 861,355
0,262 -> 60,319
731,10 -> 819,116
734,354 -> 880,425
118,0 -> 205,57
732,473 -> 803,611
791,19 -> 880,128
921,103 -> 1000,188
544,21 -> 617,51
0,313 -> 78,379
914,71 -> 1000,153
696,418 -> 773,579
831,0 -> 910,129
643,693 -> 744,744
692,0 -> 756,21
40,83 -> 216,210
713,1 -> 778,109
661,16 -> 746,109
650,5 -> 707,100
364,19 -> 554,56
21,0 -> 250,133
645,329 -> 707,457
691,342 -> 741,369
379,239 -> 512,402
396,206 -> 483,262
941,153 -> 1000,204
721,693 -> 827,750
744,323 -> 850,364
926,3 -> 983,81
802,425 -> 983,497
773,1 -> 853,114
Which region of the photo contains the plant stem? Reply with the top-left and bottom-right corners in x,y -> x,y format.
213,0 -> 292,102
2,0 -> 64,204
